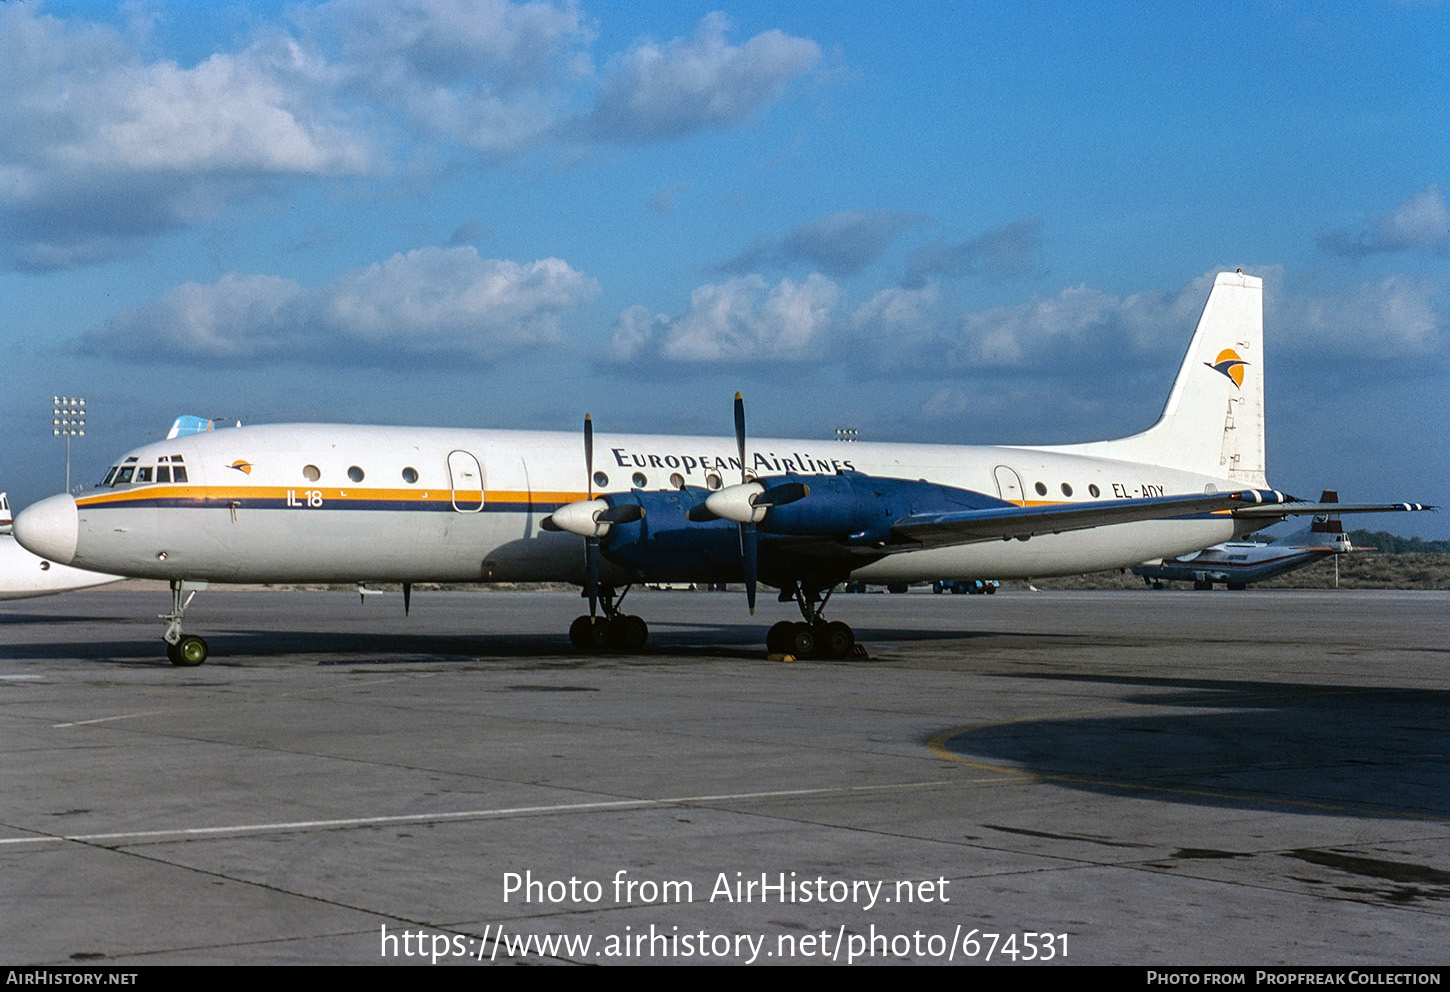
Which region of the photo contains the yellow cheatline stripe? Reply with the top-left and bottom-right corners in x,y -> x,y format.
927,698 -> 1448,822
76,487 -> 591,508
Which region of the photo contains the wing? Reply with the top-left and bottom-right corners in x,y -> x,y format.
887,489 -> 1291,552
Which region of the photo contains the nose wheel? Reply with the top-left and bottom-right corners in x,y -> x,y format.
161,580 -> 209,666
166,634 -> 210,667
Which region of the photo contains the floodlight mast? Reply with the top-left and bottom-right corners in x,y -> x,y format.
52,396 -> 86,494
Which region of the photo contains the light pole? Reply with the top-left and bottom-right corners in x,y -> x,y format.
52,396 -> 86,494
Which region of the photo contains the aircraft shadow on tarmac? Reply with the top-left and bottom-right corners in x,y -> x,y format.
1,618 -> 1011,665
934,675 -> 1450,821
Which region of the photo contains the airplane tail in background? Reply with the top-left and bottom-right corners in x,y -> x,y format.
1056,270 -> 1268,487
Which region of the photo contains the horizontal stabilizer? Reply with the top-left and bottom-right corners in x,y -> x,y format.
1232,501 -> 1434,519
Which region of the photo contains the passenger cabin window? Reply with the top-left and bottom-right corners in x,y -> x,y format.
593,471 -> 609,488
631,472 -> 647,488
1060,483 -> 1073,497
303,465 -> 321,482
1088,484 -> 1100,498
402,467 -> 419,484
347,466 -> 365,483
1034,481 -> 1047,496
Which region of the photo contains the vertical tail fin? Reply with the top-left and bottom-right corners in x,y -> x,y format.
1309,490 -> 1351,550
1057,270 -> 1267,486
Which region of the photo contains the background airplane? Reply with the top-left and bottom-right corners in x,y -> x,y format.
1132,491 -> 1428,590
12,272 -> 1430,665
0,493 -> 126,601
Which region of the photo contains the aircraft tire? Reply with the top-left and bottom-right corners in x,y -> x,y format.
569,615 -> 592,648
169,635 -> 208,667
786,622 -> 815,658
570,615 -> 613,650
817,621 -> 854,659
766,621 -> 795,654
614,615 -> 649,651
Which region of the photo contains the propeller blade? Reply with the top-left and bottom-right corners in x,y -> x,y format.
734,392 -> 757,612
584,413 -> 594,499
403,582 -> 412,616
586,537 -> 600,619
598,503 -> 644,524
734,391 -> 747,483
754,482 -> 809,507
741,522 -> 758,614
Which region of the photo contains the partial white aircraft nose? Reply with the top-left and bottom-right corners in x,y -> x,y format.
13,494 -> 79,565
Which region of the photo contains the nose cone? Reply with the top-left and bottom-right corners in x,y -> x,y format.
13,494 -> 79,565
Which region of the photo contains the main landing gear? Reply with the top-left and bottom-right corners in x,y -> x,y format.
161,579 -> 209,666
765,582 -> 856,659
568,584 -> 649,652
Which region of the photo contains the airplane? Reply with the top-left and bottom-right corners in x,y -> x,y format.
1131,490 -> 1421,589
13,270 -> 1432,666
0,492 -> 126,601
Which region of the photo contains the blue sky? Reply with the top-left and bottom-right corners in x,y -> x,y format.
3,0 -> 1447,538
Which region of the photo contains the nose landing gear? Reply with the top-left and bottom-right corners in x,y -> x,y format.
161,580 -> 209,666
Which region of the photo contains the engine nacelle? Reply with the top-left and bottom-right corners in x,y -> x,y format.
598,488 -> 745,583
589,472 -> 1010,585
753,471 -> 1008,545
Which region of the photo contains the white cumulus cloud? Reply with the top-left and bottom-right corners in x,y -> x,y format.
1318,185 -> 1450,259
613,273 -> 841,363
83,246 -> 599,364
581,12 -> 821,143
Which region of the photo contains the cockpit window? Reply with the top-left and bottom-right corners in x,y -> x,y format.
101,467 -> 117,487
157,466 -> 171,483
114,466 -> 134,485
172,466 -> 188,483
137,467 -> 154,483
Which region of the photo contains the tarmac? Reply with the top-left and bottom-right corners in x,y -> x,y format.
2,585 -> 1447,966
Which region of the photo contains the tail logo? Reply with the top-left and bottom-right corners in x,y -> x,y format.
1205,349 -> 1248,388
229,460 -> 253,475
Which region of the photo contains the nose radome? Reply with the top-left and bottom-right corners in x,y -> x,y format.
13,494 -> 79,565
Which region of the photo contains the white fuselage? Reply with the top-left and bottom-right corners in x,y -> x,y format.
0,535 -> 126,600
45,423 -> 1258,586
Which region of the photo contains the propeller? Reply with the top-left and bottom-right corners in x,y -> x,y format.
584,414 -> 599,619
734,393 -> 758,613
706,394 -> 811,613
539,414 -> 643,621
